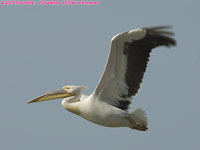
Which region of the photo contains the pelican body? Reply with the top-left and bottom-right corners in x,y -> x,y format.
27,26 -> 176,131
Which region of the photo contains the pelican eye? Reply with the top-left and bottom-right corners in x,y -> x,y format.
62,86 -> 70,90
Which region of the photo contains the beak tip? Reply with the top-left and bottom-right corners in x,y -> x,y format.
26,100 -> 33,104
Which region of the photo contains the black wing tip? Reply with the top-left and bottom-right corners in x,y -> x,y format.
144,25 -> 177,47
143,25 -> 173,32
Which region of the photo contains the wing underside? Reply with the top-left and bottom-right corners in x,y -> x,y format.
93,26 -> 176,111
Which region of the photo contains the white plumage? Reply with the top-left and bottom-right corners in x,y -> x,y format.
27,26 -> 176,131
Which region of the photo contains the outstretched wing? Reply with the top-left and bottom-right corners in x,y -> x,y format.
92,26 -> 176,111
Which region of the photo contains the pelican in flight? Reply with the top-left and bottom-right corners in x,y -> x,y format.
27,26 -> 176,131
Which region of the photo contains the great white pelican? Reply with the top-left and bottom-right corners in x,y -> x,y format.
27,26 -> 176,131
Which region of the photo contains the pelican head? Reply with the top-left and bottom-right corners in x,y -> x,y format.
27,85 -> 87,104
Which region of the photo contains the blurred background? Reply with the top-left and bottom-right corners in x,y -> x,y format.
0,0 -> 199,149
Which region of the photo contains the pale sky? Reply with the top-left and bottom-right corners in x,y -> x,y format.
0,0 -> 200,150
